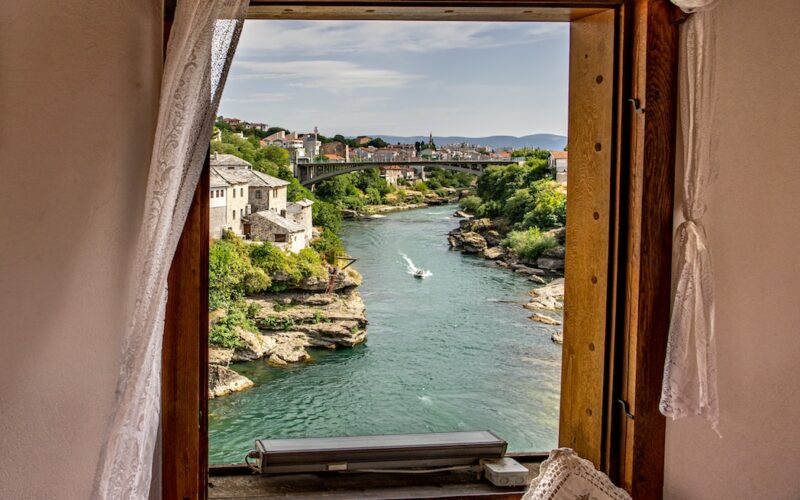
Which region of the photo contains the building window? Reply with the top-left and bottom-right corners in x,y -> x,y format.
255,190 -> 262,199
273,188 -> 278,198
233,188 -> 236,198
240,187 -> 244,197
274,234 -> 287,243
232,210 -> 236,220
240,208 -> 243,218
210,191 -> 214,198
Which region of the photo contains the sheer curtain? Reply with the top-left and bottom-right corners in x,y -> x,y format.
92,0 -> 248,497
660,0 -> 721,435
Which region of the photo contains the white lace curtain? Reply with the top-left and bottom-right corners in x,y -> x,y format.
92,1 -> 248,498
660,0 -> 721,435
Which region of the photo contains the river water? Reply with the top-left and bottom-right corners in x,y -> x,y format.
209,205 -> 562,464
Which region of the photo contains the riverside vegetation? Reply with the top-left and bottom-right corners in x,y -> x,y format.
447,148 -> 567,342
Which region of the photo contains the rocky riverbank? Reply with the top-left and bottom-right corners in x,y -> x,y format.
209,269 -> 368,398
447,211 -> 565,343
447,215 -> 566,280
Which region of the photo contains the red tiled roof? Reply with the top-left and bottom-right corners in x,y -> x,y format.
550,151 -> 569,159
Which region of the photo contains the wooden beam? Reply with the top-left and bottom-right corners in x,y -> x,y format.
247,4 -> 608,21
162,158 -> 210,499
615,0 -> 679,497
559,8 -> 616,467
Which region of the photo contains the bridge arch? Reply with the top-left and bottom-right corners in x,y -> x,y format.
297,160 -> 510,186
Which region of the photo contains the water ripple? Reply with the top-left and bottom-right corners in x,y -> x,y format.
209,205 -> 562,463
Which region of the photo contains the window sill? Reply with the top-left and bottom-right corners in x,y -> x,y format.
209,459 -> 541,499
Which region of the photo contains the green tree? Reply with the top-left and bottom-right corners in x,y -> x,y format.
311,228 -> 345,263
312,200 -> 343,233
459,195 -> 482,213
209,235 -> 270,311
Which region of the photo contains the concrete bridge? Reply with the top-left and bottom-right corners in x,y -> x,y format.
296,159 -> 514,186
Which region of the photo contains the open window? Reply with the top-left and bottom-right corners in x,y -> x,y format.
162,1 -> 680,498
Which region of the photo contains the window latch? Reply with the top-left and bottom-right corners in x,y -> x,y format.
628,98 -> 645,114
618,399 -> 635,420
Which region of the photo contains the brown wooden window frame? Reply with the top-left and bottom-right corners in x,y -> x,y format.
161,1 -> 680,498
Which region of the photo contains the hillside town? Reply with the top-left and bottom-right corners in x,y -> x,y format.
209,117 -> 569,251
216,117 -> 566,165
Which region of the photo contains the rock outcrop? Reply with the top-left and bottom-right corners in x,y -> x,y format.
536,257 -> 565,271
460,232 -> 488,253
484,230 -> 503,247
208,364 -> 254,399
529,312 -> 562,326
209,347 -> 233,366
209,288 -> 368,397
551,331 -> 564,345
271,267 -> 363,293
482,247 -> 505,260
231,327 -> 277,362
541,245 -> 565,259
525,278 -> 564,311
249,288 -> 368,358
267,332 -> 313,365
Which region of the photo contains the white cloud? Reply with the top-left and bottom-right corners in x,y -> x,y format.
222,91 -> 291,103
236,21 -> 567,56
232,60 -> 420,93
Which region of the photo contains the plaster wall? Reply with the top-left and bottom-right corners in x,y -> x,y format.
663,0 -> 800,498
0,1 -> 162,497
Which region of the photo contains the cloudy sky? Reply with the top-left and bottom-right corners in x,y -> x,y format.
219,21 -> 569,137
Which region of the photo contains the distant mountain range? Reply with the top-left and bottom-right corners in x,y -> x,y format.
370,133 -> 567,151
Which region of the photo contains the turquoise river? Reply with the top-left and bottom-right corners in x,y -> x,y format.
209,205 -> 562,464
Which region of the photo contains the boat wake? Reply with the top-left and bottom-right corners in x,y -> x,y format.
400,252 -> 432,278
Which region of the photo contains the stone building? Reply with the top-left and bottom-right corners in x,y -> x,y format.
248,210 -> 306,253
286,199 -> 314,246
549,151 -> 568,184
209,170 -> 230,239
209,154 -> 251,237
209,153 -> 314,253
321,141 -> 349,160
